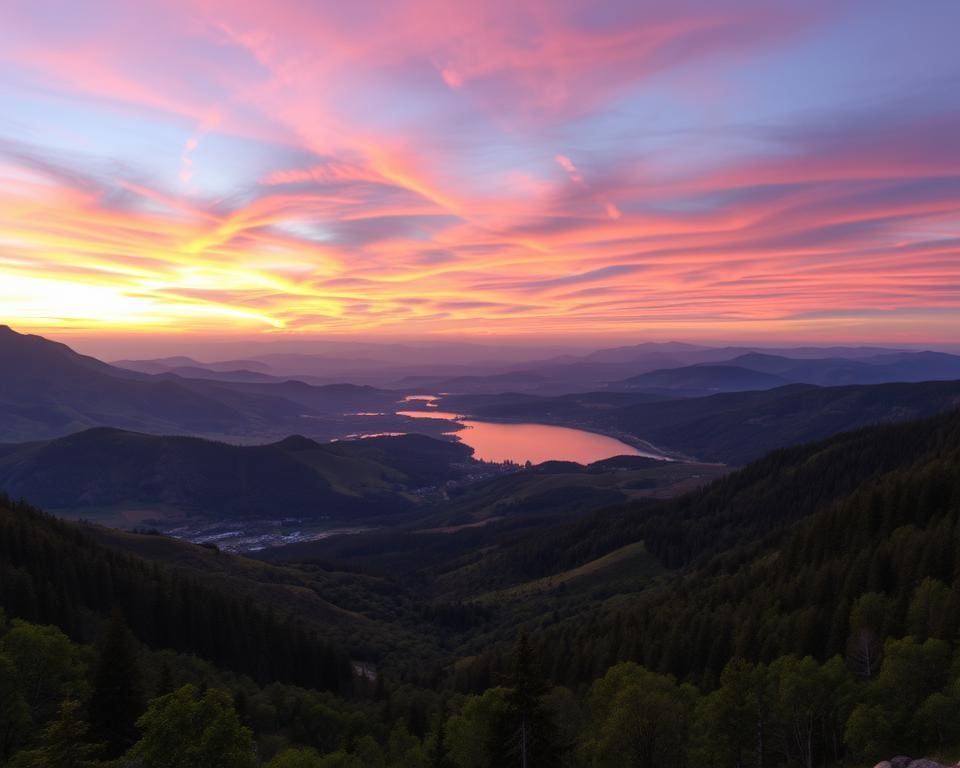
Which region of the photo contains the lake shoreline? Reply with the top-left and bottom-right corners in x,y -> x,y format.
451,414 -> 684,462
390,393 -> 689,464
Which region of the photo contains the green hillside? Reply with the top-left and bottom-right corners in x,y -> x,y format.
3,409 -> 960,766
0,429 -> 473,524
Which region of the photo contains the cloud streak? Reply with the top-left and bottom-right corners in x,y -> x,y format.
0,0 -> 957,344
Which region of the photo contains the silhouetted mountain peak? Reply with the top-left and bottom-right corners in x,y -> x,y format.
272,435 -> 322,451
0,324 -> 112,375
731,352 -> 792,364
616,364 -> 789,393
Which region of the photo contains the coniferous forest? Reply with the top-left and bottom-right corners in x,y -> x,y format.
3,407 -> 960,766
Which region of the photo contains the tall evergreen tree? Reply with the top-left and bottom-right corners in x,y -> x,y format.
503,635 -> 560,768
428,717 -> 453,768
88,608 -> 145,757
0,653 -> 30,763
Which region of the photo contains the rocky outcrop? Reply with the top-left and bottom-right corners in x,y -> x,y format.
874,758 -> 956,768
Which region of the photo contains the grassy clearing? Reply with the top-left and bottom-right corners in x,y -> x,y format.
481,540 -> 656,601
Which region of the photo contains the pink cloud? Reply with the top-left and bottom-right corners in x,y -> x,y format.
0,0 -> 956,342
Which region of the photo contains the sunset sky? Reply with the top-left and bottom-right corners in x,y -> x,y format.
1,0 -> 958,351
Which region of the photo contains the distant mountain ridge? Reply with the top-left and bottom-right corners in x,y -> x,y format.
386,345 -> 960,396
0,325 -> 261,441
605,350 -> 960,395
695,350 -> 960,387
5,324 -> 960,456
112,355 -> 274,374
107,334 -> 960,396
444,379 -> 960,464
613,364 -> 790,394
0,325 -> 402,442
111,339 -> 929,394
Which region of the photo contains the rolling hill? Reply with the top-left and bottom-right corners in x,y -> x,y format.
0,428 -> 474,522
498,404 -> 960,693
606,350 -> 960,393
611,364 -> 790,394
255,456 -> 727,574
0,325 -> 402,442
236,402 -> 960,729
444,379 -> 960,464
702,350 -> 960,387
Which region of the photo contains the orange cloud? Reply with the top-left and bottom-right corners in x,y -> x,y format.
0,0 -> 957,346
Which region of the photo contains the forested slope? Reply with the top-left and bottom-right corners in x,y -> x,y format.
0,495 -> 351,693
3,410 -> 960,766
460,409 -> 960,691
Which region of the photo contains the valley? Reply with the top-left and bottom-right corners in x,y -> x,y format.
3,325 -> 960,767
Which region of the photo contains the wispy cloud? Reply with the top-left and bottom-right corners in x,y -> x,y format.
0,0 -> 957,343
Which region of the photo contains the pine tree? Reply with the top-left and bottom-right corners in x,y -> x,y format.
429,717 -> 453,768
88,607 -> 145,757
0,653 -> 30,762
155,660 -> 174,697
504,634 -> 560,768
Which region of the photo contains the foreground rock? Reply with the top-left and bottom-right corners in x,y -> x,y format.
874,758 -> 956,768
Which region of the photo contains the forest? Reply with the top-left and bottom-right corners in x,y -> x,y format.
3,608 -> 960,767
2,407 -> 960,766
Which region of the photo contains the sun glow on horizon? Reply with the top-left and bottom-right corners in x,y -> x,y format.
0,1 -> 958,345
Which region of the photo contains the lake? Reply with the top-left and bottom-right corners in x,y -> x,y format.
398,396 -> 664,465
449,420 -> 663,464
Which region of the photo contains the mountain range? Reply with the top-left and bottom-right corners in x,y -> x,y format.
609,350 -> 960,394
5,323 -> 960,472
0,325 -> 405,443
116,338 -> 960,396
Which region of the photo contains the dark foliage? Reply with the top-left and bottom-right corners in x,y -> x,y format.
0,495 -> 352,694
88,608 -> 145,756
463,409 -> 960,690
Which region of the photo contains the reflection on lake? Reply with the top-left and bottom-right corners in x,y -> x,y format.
396,400 -> 663,464
396,410 -> 464,420
339,431 -> 406,440
454,420 -> 658,464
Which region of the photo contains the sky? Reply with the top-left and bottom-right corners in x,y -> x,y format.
1,0 -> 958,352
